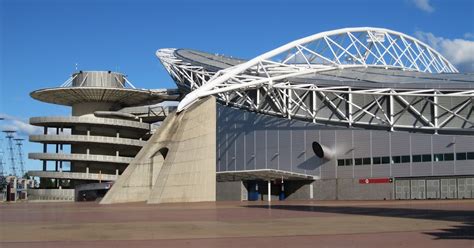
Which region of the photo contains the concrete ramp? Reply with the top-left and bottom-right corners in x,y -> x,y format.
101,97 -> 216,204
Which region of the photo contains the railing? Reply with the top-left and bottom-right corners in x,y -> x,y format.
30,116 -> 150,130
28,170 -> 118,181
28,153 -> 133,164
29,134 -> 146,147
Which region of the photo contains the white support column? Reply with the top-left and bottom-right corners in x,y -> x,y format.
310,182 -> 314,199
433,92 -> 439,134
389,93 -> 394,131
267,180 -> 271,202
348,88 -> 353,127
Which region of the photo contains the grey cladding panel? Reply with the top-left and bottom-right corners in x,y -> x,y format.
371,132 -> 389,156
391,132 -> 410,155
411,133 -> 431,154
335,130 -> 353,159
267,129 -> 279,170
255,130 -> 266,169
353,131 -> 370,157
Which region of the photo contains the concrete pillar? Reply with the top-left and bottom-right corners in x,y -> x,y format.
115,169 -> 119,176
116,131 -> 120,138
86,167 -> 89,175
116,150 -> 119,157
87,128 -> 91,136
86,148 -> 90,155
310,182 -> 314,199
267,180 -> 271,202
13,178 -> 17,201
43,126 -> 48,171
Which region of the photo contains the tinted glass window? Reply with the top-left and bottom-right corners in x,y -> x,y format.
456,153 -> 467,161
392,156 -> 401,164
444,153 -> 454,161
355,158 -> 363,165
381,156 -> 390,164
345,159 -> 353,166
422,154 -> 432,162
412,155 -> 422,163
337,159 -> 345,166
401,155 -> 410,163
373,157 -> 381,164
467,152 -> 474,160
363,157 -> 371,165
434,154 -> 444,162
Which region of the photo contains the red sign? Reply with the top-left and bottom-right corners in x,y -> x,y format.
359,178 -> 393,184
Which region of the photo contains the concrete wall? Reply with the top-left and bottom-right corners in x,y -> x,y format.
216,181 -> 243,201
101,97 -> 217,204
27,189 -> 75,201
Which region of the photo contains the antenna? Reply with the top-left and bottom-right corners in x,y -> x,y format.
14,138 -> 25,178
75,63 -> 79,72
3,130 -> 17,177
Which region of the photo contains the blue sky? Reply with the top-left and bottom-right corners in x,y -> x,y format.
0,0 -> 473,173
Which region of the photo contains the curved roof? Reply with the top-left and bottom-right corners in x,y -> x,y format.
157,27 -> 474,134
173,28 -> 460,111
30,87 -> 178,107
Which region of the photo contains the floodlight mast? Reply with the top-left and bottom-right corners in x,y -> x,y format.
0,118 -> 4,177
3,130 -> 17,177
14,139 -> 25,178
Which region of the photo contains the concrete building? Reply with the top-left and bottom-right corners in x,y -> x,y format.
102,27 -> 474,204
28,71 -> 179,200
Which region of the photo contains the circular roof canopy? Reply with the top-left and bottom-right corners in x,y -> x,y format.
30,87 -> 170,107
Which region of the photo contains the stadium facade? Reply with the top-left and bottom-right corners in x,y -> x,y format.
30,27 -> 474,202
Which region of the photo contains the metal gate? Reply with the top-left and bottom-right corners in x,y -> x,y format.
410,180 -> 426,199
395,180 -> 410,199
457,178 -> 474,199
441,178 -> 457,199
426,179 -> 440,199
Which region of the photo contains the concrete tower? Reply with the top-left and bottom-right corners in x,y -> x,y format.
28,71 -> 178,200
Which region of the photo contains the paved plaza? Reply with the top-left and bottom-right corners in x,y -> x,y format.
0,200 -> 473,247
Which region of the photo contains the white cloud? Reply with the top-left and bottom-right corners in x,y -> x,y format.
0,114 -> 42,137
412,0 -> 435,13
464,32 -> 474,40
415,31 -> 474,73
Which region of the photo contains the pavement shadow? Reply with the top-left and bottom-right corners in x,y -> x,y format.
246,204 -> 474,240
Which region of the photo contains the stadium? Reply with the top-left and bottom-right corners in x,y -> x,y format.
29,27 -> 474,203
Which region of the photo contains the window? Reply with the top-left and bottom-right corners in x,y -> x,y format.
434,154 -> 444,162
363,157 -> 371,165
401,155 -> 410,163
392,156 -> 401,164
412,155 -> 422,163
337,159 -> 345,166
345,158 -> 353,166
355,158 -> 363,165
456,153 -> 467,161
381,156 -> 390,164
422,154 -> 432,162
467,152 -> 474,160
444,153 -> 454,161
373,157 -> 381,164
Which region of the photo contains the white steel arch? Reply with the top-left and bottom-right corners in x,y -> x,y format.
157,27 -> 472,134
